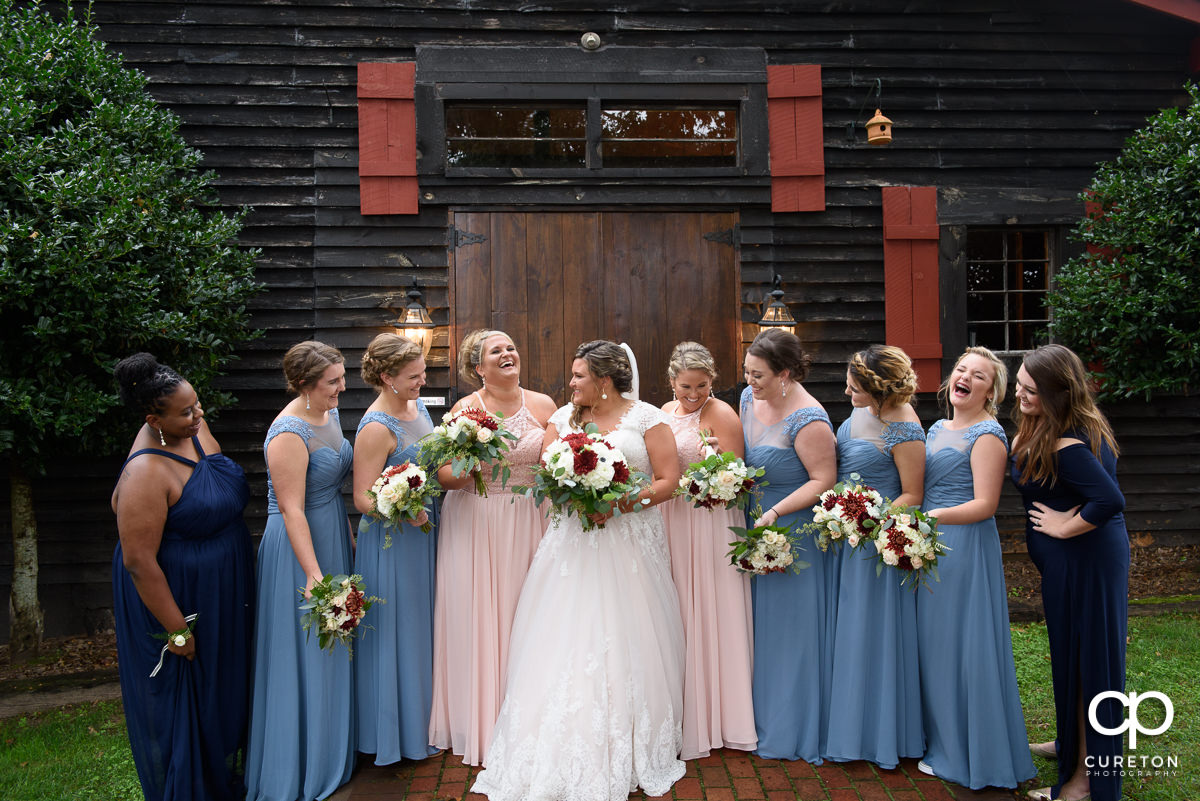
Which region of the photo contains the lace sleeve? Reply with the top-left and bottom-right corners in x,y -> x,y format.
880,420 -> 925,456
739,385 -> 753,415
628,401 -> 669,434
783,406 -> 832,442
265,415 -> 312,448
549,404 -> 574,433
963,419 -> 1008,451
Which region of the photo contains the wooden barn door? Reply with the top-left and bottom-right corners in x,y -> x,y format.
451,211 -> 739,407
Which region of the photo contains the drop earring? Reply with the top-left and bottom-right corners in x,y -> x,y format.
389,384 -> 399,395
601,391 -> 608,400
157,427 -> 166,447
781,381 -> 788,398
305,394 -> 310,411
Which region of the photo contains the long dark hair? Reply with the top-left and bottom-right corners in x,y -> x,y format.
569,340 -> 632,429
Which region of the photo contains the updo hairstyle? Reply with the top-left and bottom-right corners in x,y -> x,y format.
457,329 -> 513,387
282,341 -> 344,395
667,341 -> 718,383
848,344 -> 918,411
114,353 -> 186,416
747,328 -> 811,382
937,346 -> 1007,417
569,340 -> 633,428
361,333 -> 423,389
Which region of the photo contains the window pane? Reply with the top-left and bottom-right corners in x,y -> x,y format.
967,261 -> 1004,292
600,107 -> 738,168
966,230 -> 1003,262
445,104 -> 587,168
968,322 -> 1008,350
964,228 -> 1055,352
967,291 -> 1006,322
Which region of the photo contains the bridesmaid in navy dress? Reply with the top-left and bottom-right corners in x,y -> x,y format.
246,342 -> 356,801
916,347 -> 1035,789
1011,344 -> 1128,801
352,333 -> 439,764
825,345 -> 925,768
112,353 -> 255,801
741,329 -> 837,763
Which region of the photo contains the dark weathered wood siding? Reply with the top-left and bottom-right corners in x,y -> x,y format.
3,0 -> 1198,637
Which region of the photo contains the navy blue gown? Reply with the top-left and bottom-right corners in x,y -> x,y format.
917,420 -> 1034,789
246,410 -> 356,801
1011,432 -> 1129,801
741,387 -> 837,763
113,437 -> 255,801
825,406 -> 925,768
353,406 -> 439,764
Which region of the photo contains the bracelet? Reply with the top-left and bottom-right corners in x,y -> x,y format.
768,506 -> 779,518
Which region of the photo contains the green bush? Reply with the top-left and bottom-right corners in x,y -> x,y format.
1049,83 -> 1200,399
0,0 -> 262,466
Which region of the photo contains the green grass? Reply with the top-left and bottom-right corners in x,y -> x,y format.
1013,612 -> 1200,801
0,700 -> 140,801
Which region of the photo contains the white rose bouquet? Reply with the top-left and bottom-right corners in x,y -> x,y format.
521,423 -> 647,532
365,460 -> 440,546
726,507 -> 809,576
298,573 -> 383,656
804,473 -> 887,552
418,407 -> 517,497
870,505 -> 948,589
674,437 -> 765,511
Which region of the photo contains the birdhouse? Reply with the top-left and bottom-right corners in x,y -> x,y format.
866,108 -> 892,145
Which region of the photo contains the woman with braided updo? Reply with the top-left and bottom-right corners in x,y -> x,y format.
429,330 -> 555,765
740,328 -> 837,763
352,333 -> 441,765
112,353 -> 255,801
824,344 -> 926,768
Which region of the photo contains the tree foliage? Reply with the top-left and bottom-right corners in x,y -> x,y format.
1049,82 -> 1200,399
0,0 -> 262,469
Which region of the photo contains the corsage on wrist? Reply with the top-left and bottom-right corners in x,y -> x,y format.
150,613 -> 198,678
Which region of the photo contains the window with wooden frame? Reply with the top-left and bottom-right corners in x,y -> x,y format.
443,101 -> 740,174
965,228 -> 1055,352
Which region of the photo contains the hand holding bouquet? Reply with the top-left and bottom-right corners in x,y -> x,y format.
365,461 -> 440,546
419,407 -> 517,497
871,505 -> 948,589
727,507 -> 809,575
298,573 -> 383,656
522,423 -> 647,532
675,435 -> 765,511
805,473 -> 886,552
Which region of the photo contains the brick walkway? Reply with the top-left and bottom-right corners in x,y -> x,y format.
330,749 -> 1026,801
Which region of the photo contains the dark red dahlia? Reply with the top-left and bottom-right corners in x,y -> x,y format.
612,461 -> 630,484
574,447 -> 598,474
407,474 -> 423,489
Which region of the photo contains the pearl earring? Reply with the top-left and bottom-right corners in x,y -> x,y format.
601,392 -> 608,400
157,427 -> 166,447
781,381 -> 788,398
305,394 -> 310,410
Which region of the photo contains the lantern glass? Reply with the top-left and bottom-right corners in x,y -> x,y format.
397,303 -> 435,358
758,295 -> 797,336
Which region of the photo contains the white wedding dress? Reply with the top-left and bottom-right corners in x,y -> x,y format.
472,401 -> 686,801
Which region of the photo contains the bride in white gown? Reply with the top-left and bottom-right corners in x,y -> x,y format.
472,340 -> 687,801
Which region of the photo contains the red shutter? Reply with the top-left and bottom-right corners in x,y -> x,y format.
767,65 -> 825,212
882,186 -> 942,391
358,62 -> 417,215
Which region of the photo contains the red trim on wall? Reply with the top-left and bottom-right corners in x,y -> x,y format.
767,65 -> 825,212
358,62 -> 418,215
882,186 -> 942,391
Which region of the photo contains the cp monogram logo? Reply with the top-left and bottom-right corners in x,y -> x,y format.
1088,691 -> 1174,749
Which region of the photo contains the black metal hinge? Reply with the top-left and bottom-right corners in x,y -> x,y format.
452,228 -> 488,249
703,225 -> 739,246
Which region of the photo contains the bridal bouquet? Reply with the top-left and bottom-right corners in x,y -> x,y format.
298,573 -> 382,657
365,461 -> 440,546
870,505 -> 948,589
805,473 -> 886,552
523,424 -> 647,532
727,507 -> 808,575
674,438 -> 765,511
418,407 -> 517,497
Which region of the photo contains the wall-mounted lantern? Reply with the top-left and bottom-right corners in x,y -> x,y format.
392,281 -> 436,358
757,273 -> 797,336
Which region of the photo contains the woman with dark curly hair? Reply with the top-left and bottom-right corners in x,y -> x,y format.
111,352 -> 255,801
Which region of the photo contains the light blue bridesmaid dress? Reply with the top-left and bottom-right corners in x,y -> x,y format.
824,405 -> 925,768
741,387 -> 837,763
917,419 -> 1035,788
353,405 -> 439,764
246,409 -> 356,801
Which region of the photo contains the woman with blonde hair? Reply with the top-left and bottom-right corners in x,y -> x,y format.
247,341 -> 355,801
352,332 -> 439,764
659,341 -> 757,760
825,344 -> 925,768
916,347 -> 1035,789
1011,344 -> 1128,801
429,329 -> 556,765
740,328 -> 837,763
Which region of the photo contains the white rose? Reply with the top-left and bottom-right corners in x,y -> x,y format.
909,555 -> 924,570
476,427 -> 494,443
881,547 -> 900,566
847,533 -> 860,548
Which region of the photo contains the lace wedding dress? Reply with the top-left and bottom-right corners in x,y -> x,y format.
472,401 -> 686,801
